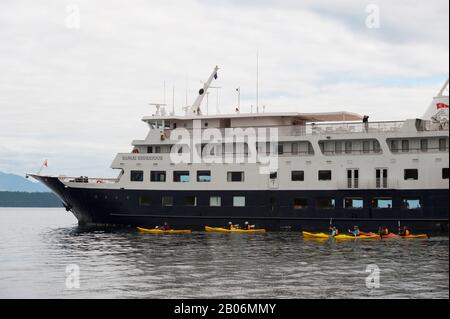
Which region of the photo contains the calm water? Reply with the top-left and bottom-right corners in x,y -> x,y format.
0,208 -> 448,299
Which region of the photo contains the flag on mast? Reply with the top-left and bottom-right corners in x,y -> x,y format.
37,159 -> 48,174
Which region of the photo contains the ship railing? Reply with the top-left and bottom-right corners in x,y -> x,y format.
59,176 -> 119,184
164,120 -> 407,138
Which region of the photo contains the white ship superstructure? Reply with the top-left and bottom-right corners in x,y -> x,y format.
31,68 -> 449,231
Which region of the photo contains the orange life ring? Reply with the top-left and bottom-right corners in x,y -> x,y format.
132,148 -> 139,153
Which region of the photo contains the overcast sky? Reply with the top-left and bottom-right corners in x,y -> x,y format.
0,0 -> 448,177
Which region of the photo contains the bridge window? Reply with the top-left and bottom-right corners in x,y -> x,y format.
227,171 -> 244,182
150,171 -> 166,182
390,140 -> 399,153
439,138 -> 447,151
371,198 -> 392,209
363,141 -> 370,153
420,139 -> 428,152
293,198 -> 308,209
130,170 -> 143,182
318,170 -> 332,181
401,140 -> 409,152
335,141 -> 342,154
291,171 -> 304,181
344,198 -> 363,209
373,140 -> 381,153
345,141 -> 352,154
404,169 -> 418,180
174,171 -> 190,182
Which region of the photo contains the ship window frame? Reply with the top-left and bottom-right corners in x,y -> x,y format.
227,171 -> 245,182
400,198 -> 422,210
343,197 -> 364,209
443,168 -> 449,179
197,170 -> 211,182
318,170 -> 332,181
162,196 -> 173,206
233,196 -> 246,207
293,198 -> 308,209
130,170 -> 144,182
401,139 -> 409,153
390,140 -> 399,153
420,139 -> 428,152
173,170 -> 190,182
291,170 -> 304,181
439,138 -> 447,151
209,196 -> 221,207
150,170 -> 166,182
404,169 -> 418,180
184,196 -> 197,207
371,197 -> 393,209
316,198 -> 335,209
139,195 -> 152,206
335,141 -> 342,154
362,140 -> 370,154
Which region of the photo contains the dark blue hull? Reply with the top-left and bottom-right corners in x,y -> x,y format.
33,175 -> 449,232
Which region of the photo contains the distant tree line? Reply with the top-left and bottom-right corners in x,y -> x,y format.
0,191 -> 62,207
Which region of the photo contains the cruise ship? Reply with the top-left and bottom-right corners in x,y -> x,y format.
30,67 -> 449,231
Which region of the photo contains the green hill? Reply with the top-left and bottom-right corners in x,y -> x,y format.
0,191 -> 62,207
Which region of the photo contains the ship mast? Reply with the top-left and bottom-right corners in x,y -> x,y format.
189,66 -> 219,116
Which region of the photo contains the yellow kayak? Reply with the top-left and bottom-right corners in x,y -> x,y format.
137,227 -> 192,234
205,226 -> 266,233
302,231 -> 330,239
302,231 -> 380,240
334,234 -> 380,240
400,234 -> 429,239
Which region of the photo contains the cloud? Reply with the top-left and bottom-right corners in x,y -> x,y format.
0,0 -> 448,176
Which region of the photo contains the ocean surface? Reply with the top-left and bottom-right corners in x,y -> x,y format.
0,208 -> 448,299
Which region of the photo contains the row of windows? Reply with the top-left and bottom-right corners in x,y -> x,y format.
390,138 -> 448,153
137,195 -> 423,210
130,168 -> 449,182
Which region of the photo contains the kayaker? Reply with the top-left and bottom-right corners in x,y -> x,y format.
379,226 -> 390,236
161,222 -> 171,231
399,226 -> 411,236
242,221 -> 251,230
349,225 -> 360,237
227,222 -> 238,230
329,226 -> 338,237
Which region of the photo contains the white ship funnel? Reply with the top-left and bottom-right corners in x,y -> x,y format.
422,79 -> 449,122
